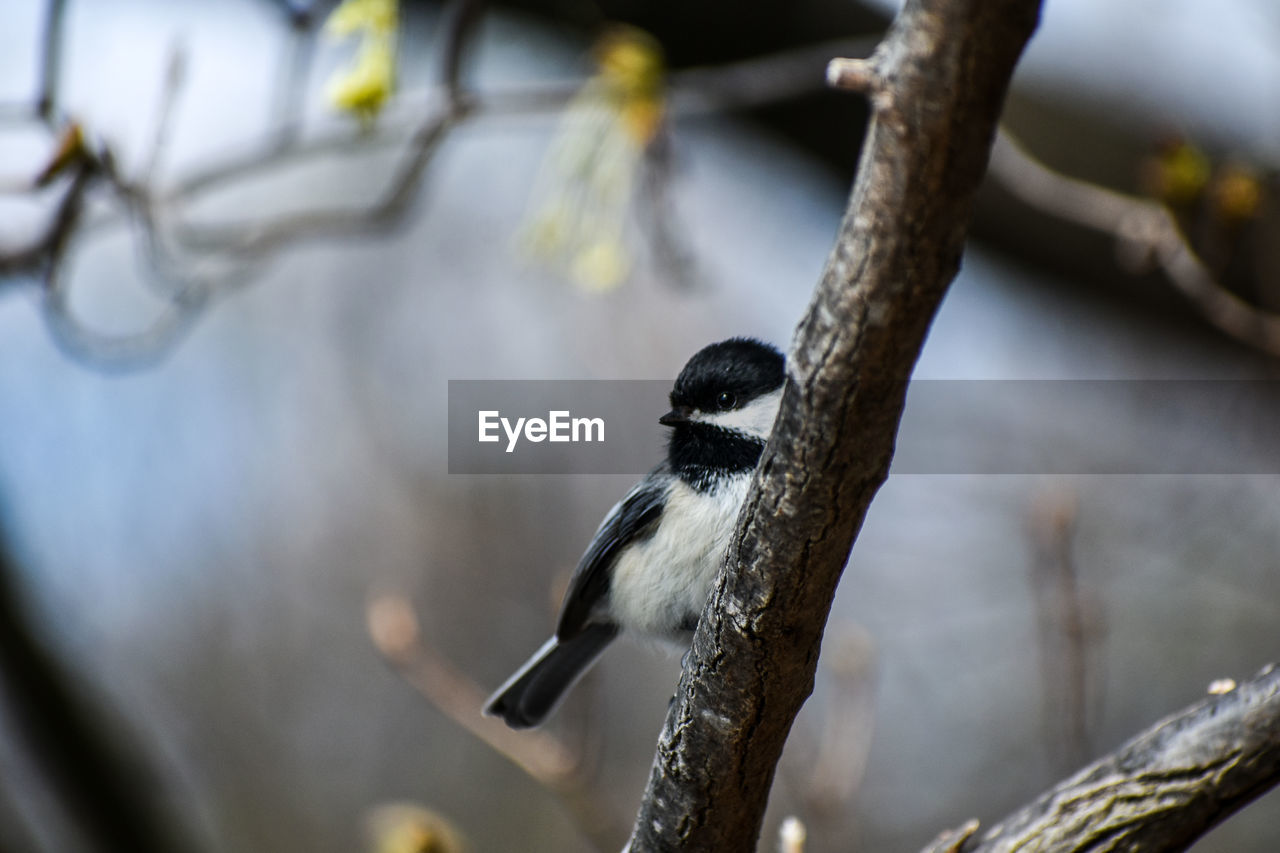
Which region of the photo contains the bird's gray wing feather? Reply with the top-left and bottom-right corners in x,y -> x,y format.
554,465 -> 667,639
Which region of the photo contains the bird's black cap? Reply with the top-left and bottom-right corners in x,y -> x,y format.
668,337 -> 785,414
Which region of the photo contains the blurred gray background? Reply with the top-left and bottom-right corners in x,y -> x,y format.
1,0 -> 1278,851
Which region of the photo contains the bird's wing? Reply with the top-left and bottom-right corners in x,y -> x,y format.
555,465 -> 667,639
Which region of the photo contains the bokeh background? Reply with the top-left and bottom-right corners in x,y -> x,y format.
1,0 -> 1279,851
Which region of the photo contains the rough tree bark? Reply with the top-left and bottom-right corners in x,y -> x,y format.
626,0 -> 1042,850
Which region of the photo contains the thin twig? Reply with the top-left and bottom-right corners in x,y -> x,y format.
438,0 -> 488,106
271,8 -> 317,151
989,129 -> 1280,357
143,44 -> 188,186
1028,488 -> 1099,772
27,148 -> 219,367
669,37 -> 877,115
162,108 -> 426,202
0,157 -> 96,278
170,105 -> 464,258
635,131 -> 697,289
35,0 -> 68,124
366,593 -> 630,852
41,265 -> 210,369
805,624 -> 877,814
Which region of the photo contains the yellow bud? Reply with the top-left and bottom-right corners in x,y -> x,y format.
621,97 -> 664,145
1212,163 -> 1262,221
34,122 -> 88,187
327,31 -> 396,123
572,240 -> 628,291
515,25 -> 663,291
1152,141 -> 1210,205
524,210 -> 570,255
595,27 -> 664,97
327,0 -> 398,36
366,804 -> 466,853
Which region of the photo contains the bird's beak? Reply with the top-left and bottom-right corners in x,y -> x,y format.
659,406 -> 693,426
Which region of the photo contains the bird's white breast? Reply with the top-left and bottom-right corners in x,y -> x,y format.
608,474 -> 751,637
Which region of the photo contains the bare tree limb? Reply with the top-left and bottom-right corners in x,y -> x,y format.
988,130 -> 1280,358
932,663 -> 1280,853
439,0 -> 488,106
626,0 -> 1042,849
168,105 -> 465,258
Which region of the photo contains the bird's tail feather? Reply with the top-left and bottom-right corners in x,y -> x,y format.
484,624 -> 618,729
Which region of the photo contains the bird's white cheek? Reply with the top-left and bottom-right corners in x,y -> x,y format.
609,477 -> 750,637
696,388 -> 782,439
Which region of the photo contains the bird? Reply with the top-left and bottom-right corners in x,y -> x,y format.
484,337 -> 787,729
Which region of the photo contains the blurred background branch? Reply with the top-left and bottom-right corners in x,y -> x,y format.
989,131 -> 1280,358
5,0 -> 1278,369
366,591 -> 631,851
1027,486 -> 1102,773
0,512 -> 187,853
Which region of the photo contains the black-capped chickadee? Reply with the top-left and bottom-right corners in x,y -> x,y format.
485,338 -> 786,729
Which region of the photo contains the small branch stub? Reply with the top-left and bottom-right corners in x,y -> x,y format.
826,56 -> 894,114
826,57 -> 877,93
921,819 -> 981,853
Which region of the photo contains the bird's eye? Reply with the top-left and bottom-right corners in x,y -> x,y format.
716,391 -> 737,410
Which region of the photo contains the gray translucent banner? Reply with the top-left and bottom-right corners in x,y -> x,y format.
448,380 -> 1280,475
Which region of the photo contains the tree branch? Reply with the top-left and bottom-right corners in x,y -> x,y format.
35,0 -> 68,124
626,0 -> 1042,849
0,514 -> 189,853
937,663 -> 1280,852
987,130 -> 1280,358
